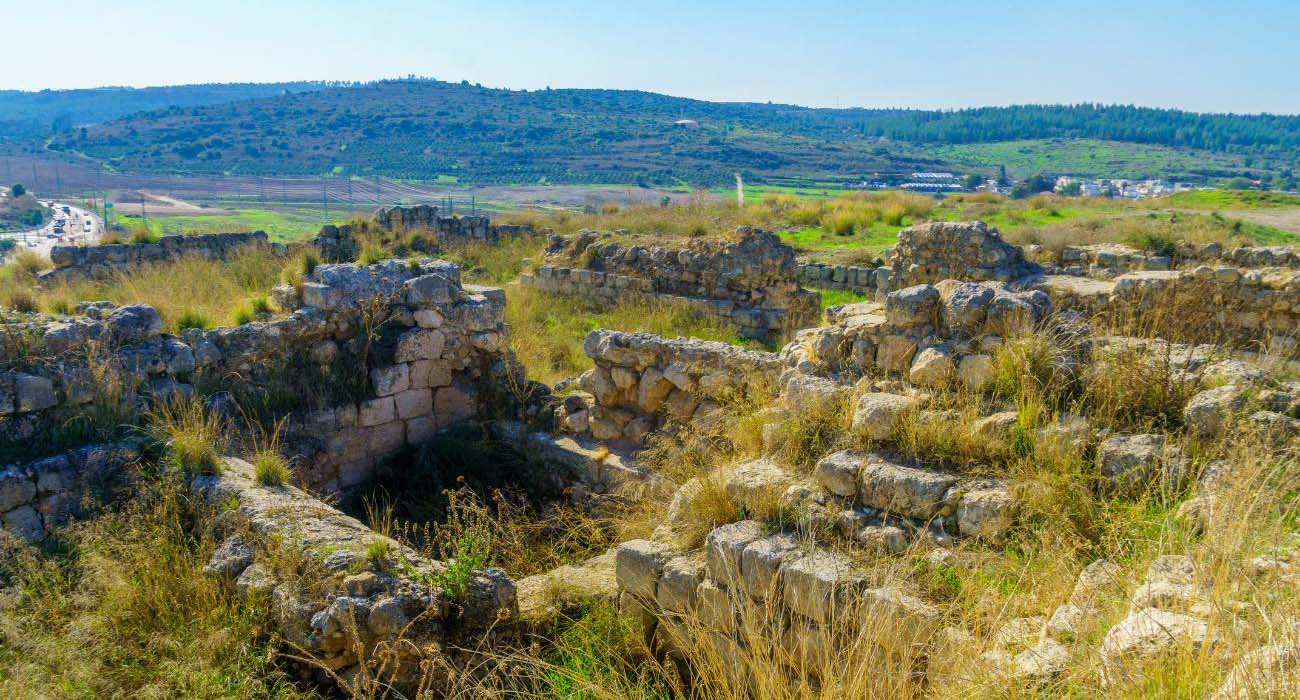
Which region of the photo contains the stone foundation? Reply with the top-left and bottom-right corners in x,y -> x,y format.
1,257 -> 522,520
521,227 -> 821,338
42,231 -> 274,282
552,329 -> 784,446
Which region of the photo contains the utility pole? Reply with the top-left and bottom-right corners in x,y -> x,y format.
735,173 -> 744,206
322,181 -> 328,223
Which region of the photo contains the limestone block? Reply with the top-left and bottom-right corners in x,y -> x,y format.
814,450 -> 860,497
359,397 -> 397,427
1099,608 -> 1213,686
956,482 -> 1016,541
434,385 -> 475,427
657,554 -> 706,613
370,364 -> 410,397
705,520 -> 765,585
695,578 -> 736,632
780,550 -> 862,623
957,353 -> 996,390
615,539 -> 676,600
394,328 -> 446,363
858,454 -> 958,520
0,469 -> 36,512
14,373 -> 56,413
851,393 -> 919,440
909,347 -> 955,388
2,505 -> 43,542
876,335 -> 918,374
741,532 -> 802,601
394,388 -> 433,420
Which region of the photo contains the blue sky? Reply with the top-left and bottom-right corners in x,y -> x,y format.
8,0 -> 1300,113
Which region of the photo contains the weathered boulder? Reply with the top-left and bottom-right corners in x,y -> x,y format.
851,392 -> 919,440
1099,608 -> 1214,686
857,453 -> 958,520
1096,433 -> 1190,496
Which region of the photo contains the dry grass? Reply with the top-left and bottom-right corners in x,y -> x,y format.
1007,211 -> 1261,260
504,284 -> 769,386
0,476 -> 316,700
4,246 -> 286,332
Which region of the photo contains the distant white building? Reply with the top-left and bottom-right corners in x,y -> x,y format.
672,119 -> 699,128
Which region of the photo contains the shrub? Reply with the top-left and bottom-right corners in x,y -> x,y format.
252,451 -> 290,487
176,309 -> 212,331
151,398 -> 225,476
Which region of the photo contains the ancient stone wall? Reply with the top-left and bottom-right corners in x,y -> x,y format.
1,257 -> 520,525
521,227 -> 822,338
195,456 -> 517,693
552,329 -> 784,446
797,262 -> 883,295
887,221 -> 1039,289
784,280 -> 1051,387
1052,242 -> 1300,278
1110,267 -> 1300,339
0,441 -> 141,543
374,205 -> 536,243
42,231 -> 273,281
314,207 -> 538,262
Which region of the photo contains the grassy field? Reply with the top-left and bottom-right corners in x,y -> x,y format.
931,138 -> 1257,181
107,204 -> 367,242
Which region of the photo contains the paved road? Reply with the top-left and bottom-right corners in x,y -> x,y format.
3,200 -> 103,259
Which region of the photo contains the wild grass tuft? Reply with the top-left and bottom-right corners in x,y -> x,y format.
151,397 -> 225,476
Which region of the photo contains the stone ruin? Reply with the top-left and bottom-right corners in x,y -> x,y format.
316,205 -> 539,262
522,226 -> 822,338
4,214 -> 1299,696
39,205 -> 539,284
1,258 -> 519,540
42,230 -> 276,282
798,220 -> 1038,298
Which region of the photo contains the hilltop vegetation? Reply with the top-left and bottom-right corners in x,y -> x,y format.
34,79 -> 1299,186
0,82 -> 326,138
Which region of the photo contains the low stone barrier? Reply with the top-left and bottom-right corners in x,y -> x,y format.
797,262 -> 884,295
552,330 -> 784,445
42,231 -> 273,281
521,227 -> 822,338
195,456 -> 517,693
1110,267 -> 1300,340
614,526 -> 940,678
1054,242 -> 1300,278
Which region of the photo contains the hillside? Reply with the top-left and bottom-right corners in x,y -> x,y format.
38,79 -> 1300,186
0,82 -> 327,138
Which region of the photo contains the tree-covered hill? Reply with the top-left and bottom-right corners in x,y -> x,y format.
29,79 -> 1300,186
0,82 -> 327,137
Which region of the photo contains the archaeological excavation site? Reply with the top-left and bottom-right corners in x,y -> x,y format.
1,204 -> 1299,700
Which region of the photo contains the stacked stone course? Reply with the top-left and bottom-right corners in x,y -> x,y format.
0,441 -> 141,543
1052,242 -> 1300,278
42,230 -> 273,281
554,329 -> 783,445
0,256 -> 520,529
522,227 -> 821,338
